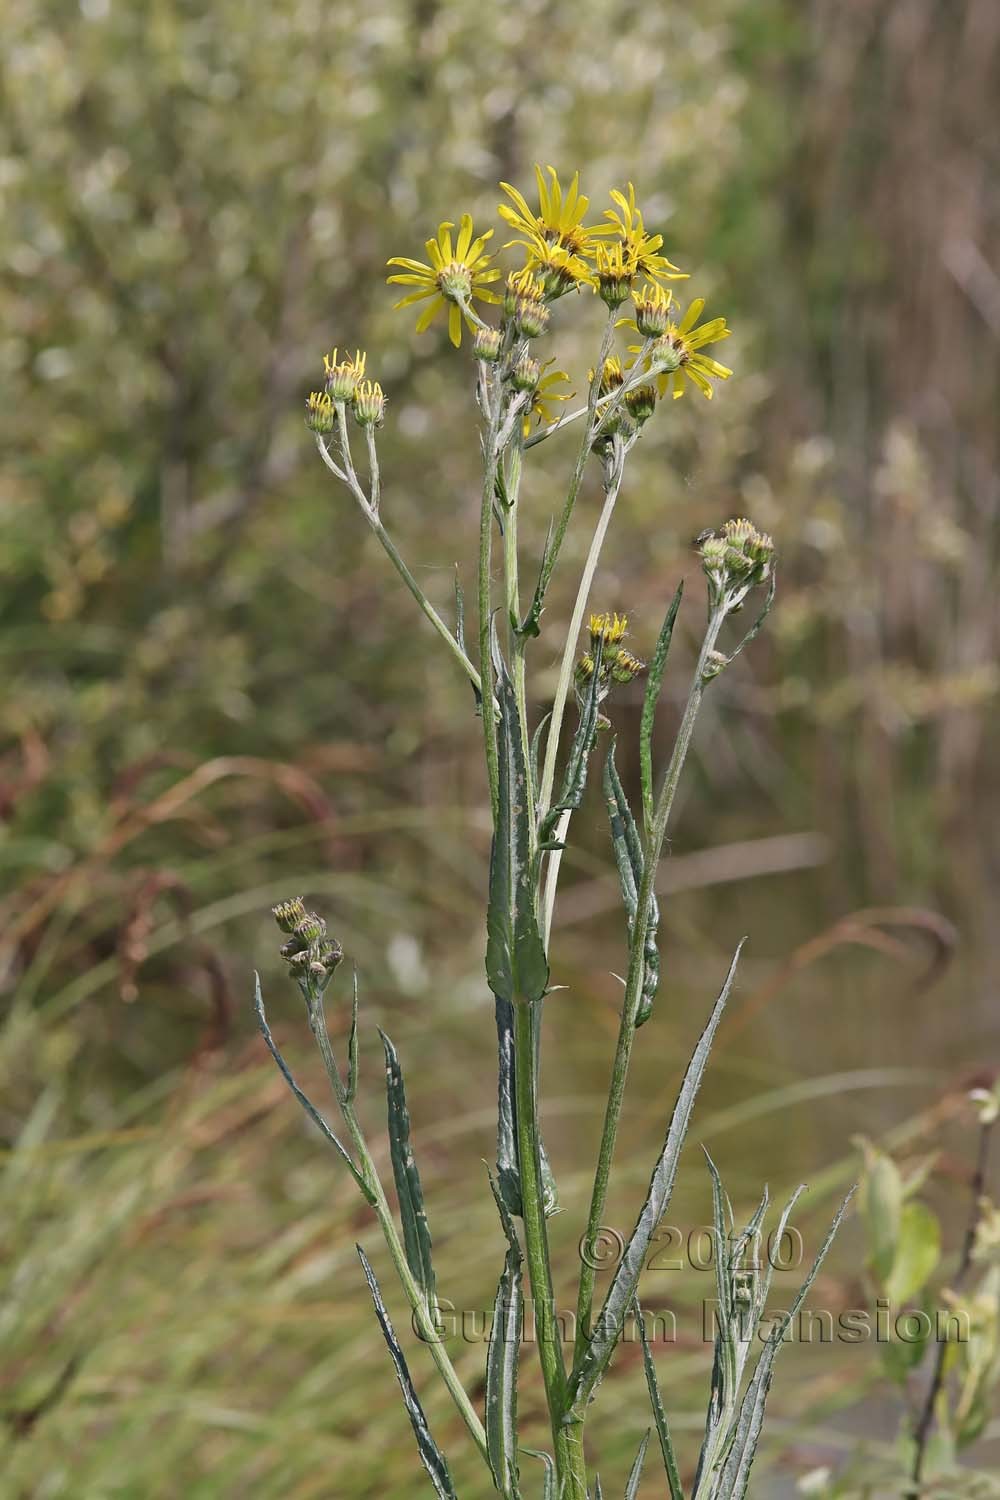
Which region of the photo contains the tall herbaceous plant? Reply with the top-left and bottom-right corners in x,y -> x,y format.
256,167 -> 853,1499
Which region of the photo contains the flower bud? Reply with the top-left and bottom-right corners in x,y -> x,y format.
273,897 -> 307,934
473,326 -> 503,363
505,270 -> 550,337
511,355 -> 541,393
324,348 -> 367,401
610,647 -> 646,685
305,390 -> 335,434
595,243 -> 633,310
589,611 -> 628,650
353,379 -> 386,427
701,649 -> 729,682
625,384 -> 657,426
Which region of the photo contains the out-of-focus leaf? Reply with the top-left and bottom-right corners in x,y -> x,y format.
485,1173 -> 523,1496
885,1200 -> 940,1305
379,1028 -> 438,1322
346,969 -> 360,1104
604,740 -> 659,1027
486,641 -> 548,1008
356,1245 -> 457,1499
857,1139 -> 904,1283
572,943 -> 745,1405
639,581 -> 683,832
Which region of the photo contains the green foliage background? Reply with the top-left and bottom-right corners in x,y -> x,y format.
1,0 -> 998,1494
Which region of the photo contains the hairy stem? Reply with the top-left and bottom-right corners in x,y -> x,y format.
572,603 -> 727,1367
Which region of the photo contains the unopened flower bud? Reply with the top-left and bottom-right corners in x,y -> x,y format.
473,326 -> 503,363
610,647 -> 646,684
294,913 -> 327,947
625,384 -> 657,426
511,355 -> 541,393
701,649 -> 729,682
353,379 -> 386,427
305,390 -> 335,434
595,243 -> 633,310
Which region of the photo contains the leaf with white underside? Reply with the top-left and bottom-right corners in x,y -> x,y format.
380,1027 -> 438,1323
485,1172 -> 523,1496
356,1245 -> 457,1499
635,1296 -> 685,1500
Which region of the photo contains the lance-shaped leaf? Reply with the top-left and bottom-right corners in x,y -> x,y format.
356,1246 -> 457,1499
634,1296 -> 685,1500
710,1188 -> 855,1500
639,581 -> 684,833
624,1430 -> 651,1500
604,741 -> 660,1027
519,520 -> 554,639
538,637 -> 605,851
486,637 -> 549,1008
572,943 -> 745,1406
521,1449 -> 555,1500
494,995 -> 559,1220
455,568 -> 482,712
485,1172 -> 523,1496
253,975 -> 373,1204
379,1028 -> 438,1322
346,968 -> 360,1103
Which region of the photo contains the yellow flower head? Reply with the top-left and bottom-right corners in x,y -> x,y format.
499,165 -> 613,260
521,233 -> 594,298
353,379 -> 386,428
387,214 -> 502,347
522,361 -> 573,437
323,347 -> 367,401
632,283 -> 674,338
604,183 -> 688,287
588,355 -> 627,397
647,298 -> 733,400
505,268 -> 550,336
304,390 -> 335,433
589,611 -> 629,649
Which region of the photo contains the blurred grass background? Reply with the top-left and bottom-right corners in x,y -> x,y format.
1,0 -> 998,1494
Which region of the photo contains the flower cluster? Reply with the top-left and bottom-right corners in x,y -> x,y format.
699,518 -> 775,610
273,897 -> 343,994
306,347 -> 385,435
575,611 -> 646,709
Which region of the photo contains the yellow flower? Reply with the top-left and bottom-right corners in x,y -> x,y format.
604,183 -> 688,287
522,361 -> 573,437
587,355 -> 628,396
630,299 -> 733,400
594,241 -> 635,308
499,165 -> 613,259
653,298 -> 732,399
387,214 -> 502,347
589,611 -> 629,648
521,233 -> 594,297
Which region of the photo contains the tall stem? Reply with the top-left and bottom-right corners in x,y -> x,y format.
540,448 -> 626,947
572,604 -> 727,1367
479,378 -> 503,816
512,1001 -> 587,1498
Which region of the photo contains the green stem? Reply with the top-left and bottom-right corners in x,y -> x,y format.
315,434 -> 481,695
572,604 -> 727,1369
479,376 -> 503,816
539,444 -> 626,947
512,1001 -> 586,1497
305,993 -> 491,1466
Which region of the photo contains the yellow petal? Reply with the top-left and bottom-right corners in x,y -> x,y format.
415,297 -> 443,334
455,213 -> 474,261
679,298 -> 705,334
448,302 -> 462,347
392,287 -> 439,308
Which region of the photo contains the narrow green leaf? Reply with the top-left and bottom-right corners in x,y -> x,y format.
486,1173 -> 523,1496
604,740 -> 659,1026
519,520 -> 554,638
885,1200 -> 940,1305
538,637 -> 605,851
521,1448 -> 555,1500
379,1028 -> 438,1322
572,943 -> 745,1406
530,710 -> 552,795
635,1297 -> 685,1500
713,1188 -> 855,1500
593,1476 -> 603,1500
356,1246 -> 457,1499
253,975 -> 373,1203
640,581 -> 684,833
727,569 -> 776,665
346,968 -> 360,1104
624,1429 -> 651,1500
486,637 -> 549,1008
